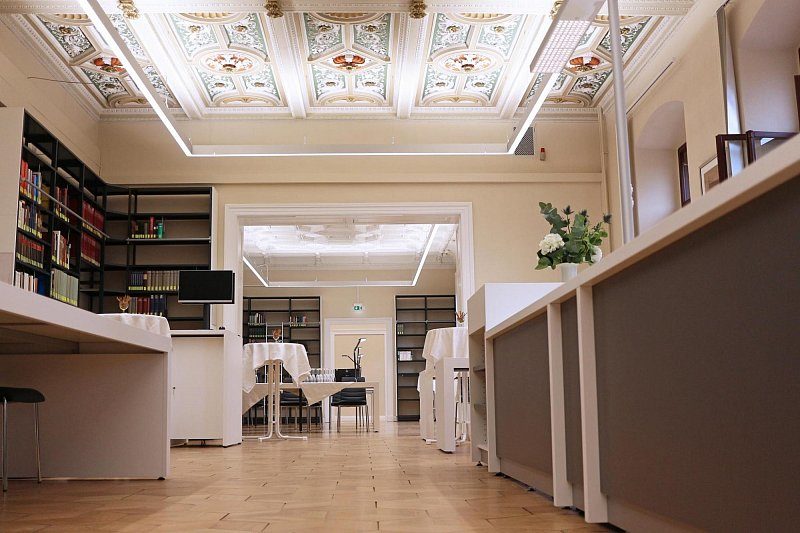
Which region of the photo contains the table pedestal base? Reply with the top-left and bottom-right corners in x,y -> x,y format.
243,361 -> 307,442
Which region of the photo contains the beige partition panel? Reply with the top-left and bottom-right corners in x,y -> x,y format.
493,315 -> 553,493
592,177 -> 800,531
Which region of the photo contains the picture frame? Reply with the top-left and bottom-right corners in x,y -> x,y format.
700,156 -> 720,194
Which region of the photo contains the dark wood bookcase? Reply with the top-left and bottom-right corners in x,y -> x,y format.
14,113 -> 109,311
104,187 -> 214,330
242,296 -> 322,368
395,294 -> 456,421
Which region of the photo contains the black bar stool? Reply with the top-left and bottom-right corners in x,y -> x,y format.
0,387 -> 45,492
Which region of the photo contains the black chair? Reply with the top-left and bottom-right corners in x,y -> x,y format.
330,377 -> 368,432
0,387 -> 45,492
279,391 -> 321,431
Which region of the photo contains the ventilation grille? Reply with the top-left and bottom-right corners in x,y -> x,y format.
514,127 -> 534,156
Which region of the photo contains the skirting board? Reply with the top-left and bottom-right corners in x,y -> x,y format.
499,458 -> 554,497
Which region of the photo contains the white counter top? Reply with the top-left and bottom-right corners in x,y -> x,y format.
0,283 -> 171,355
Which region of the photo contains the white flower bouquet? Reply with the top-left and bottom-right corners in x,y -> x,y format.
535,203 -> 611,270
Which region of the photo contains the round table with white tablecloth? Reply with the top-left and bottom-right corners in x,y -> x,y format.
242,342 -> 311,413
418,327 -> 468,442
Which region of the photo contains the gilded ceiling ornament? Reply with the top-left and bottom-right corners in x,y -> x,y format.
265,0 -> 283,18
117,0 -> 140,20
410,0 -> 427,19
550,1 -> 564,19
93,56 -> 125,74
569,55 -> 601,72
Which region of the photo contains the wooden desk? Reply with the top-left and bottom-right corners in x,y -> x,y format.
0,283 -> 172,479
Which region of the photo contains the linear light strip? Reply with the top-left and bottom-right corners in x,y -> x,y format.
412,224 -> 440,286
77,0 -> 193,156
243,255 -> 269,287
264,280 -> 415,287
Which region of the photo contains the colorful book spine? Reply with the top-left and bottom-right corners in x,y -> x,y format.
51,230 -> 71,269
13,270 -> 44,295
129,294 -> 168,316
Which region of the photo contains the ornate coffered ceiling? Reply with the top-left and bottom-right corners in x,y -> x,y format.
519,14 -> 676,109
2,1 -> 688,119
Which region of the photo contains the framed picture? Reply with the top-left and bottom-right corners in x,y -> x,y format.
700,156 -> 720,194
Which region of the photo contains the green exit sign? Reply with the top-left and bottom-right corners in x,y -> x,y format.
353,303 -> 364,311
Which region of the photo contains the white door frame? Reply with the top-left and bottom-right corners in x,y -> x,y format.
323,317 -> 395,421
222,202 -> 475,334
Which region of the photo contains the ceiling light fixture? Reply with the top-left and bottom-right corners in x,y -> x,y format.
78,0 -> 193,157
412,224 -> 439,286
243,255 -> 269,287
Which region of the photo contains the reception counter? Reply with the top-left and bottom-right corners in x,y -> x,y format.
0,284 -> 172,479
474,135 -> 800,531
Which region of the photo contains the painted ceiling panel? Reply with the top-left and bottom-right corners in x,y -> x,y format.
300,12 -> 394,108
419,13 -> 525,108
4,4 -> 684,119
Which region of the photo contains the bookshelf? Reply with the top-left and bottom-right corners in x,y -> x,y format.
3,110 -> 109,311
242,296 -> 322,368
395,294 -> 457,421
104,187 -> 214,330
0,109 -> 216,331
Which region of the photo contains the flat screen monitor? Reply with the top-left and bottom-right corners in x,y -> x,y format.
178,270 -> 235,304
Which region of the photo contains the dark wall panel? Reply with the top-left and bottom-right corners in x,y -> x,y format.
593,176 -> 800,532
560,297 -> 583,490
494,315 -> 551,473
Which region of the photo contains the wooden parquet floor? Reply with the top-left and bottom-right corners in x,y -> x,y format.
0,422 -> 607,532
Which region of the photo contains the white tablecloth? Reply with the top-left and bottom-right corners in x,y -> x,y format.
299,382 -> 355,406
102,314 -> 172,338
422,327 -> 468,371
242,342 -> 310,393
419,327 -> 468,441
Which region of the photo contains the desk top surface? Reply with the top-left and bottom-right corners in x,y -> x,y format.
0,284 -> 171,355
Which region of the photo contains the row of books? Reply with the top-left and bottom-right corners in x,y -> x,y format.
51,269 -> 78,306
16,234 -> 45,269
130,295 -> 168,316
20,161 -> 46,205
82,202 -> 105,237
13,270 -> 46,295
81,234 -> 101,266
18,200 -> 44,238
128,270 -> 180,291
131,217 -> 165,239
51,230 -> 72,269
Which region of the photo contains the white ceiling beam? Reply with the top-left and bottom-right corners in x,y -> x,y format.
0,1 -> 694,16
264,15 -> 307,119
499,16 -> 549,120
128,14 -> 203,119
394,15 -> 426,119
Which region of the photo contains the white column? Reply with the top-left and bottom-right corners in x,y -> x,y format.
608,0 -> 635,243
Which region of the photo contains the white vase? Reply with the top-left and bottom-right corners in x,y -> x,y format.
558,262 -> 579,282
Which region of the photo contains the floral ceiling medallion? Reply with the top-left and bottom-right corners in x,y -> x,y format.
93,56 -> 125,74
438,52 -> 496,74
569,55 -> 601,73
332,53 -> 366,71
201,51 -> 258,74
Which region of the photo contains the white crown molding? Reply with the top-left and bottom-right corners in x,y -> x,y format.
602,0 -> 695,17
266,14 -> 307,118
4,14 -> 101,120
